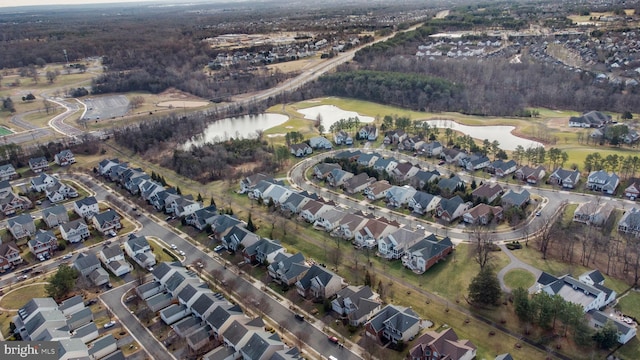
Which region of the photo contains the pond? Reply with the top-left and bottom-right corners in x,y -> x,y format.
297,105 -> 374,130
424,119 -> 543,151
182,113 -> 289,148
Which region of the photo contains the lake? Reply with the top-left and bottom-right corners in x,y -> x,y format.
297,105 -> 374,130
182,113 -> 289,148
424,119 -> 543,151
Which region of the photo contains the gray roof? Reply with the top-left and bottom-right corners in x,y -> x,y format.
222,319 -> 250,345
61,218 -> 88,233
152,262 -> 177,281
126,235 -> 150,253
160,304 -> 188,318
177,283 -> 208,304
412,191 -> 436,208
268,252 -> 306,278
191,292 -> 225,317
491,159 -> 517,172
439,195 -> 464,216
438,176 -> 464,192
501,189 -> 530,207
58,338 -> 88,358
18,298 -> 58,322
93,209 -> 119,226
203,345 -> 236,360
244,238 -> 283,258
73,253 -> 100,272
581,269 -> 605,284
206,304 -> 243,330
241,331 -> 282,360
173,315 -> 201,333
101,350 -> 125,360
59,295 -> 83,312
588,310 -> 635,336
407,234 -> 453,261
551,168 -> 580,183
75,196 -> 98,208
8,213 -> 34,226
146,293 -> 173,310
71,322 -> 98,340
296,264 -> 338,291
495,353 -> 514,360
270,347 -> 301,360
88,334 -> 116,357
30,230 -> 56,247
367,305 -> 419,333
43,204 -> 68,218
101,244 -> 123,259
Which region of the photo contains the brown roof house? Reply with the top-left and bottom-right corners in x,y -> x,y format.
408,328 -> 477,360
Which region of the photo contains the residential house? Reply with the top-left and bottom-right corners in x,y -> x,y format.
624,178 -> 640,200
326,169 -> 354,187
28,230 -> 58,258
408,328 -> 477,360
314,209 -> 346,232
222,225 -> 260,252
169,195 -> 203,217
267,252 -> 309,287
463,204 -> 503,225
568,111 -> 610,128
435,196 -> 469,223
408,191 -> 441,215
139,179 -> 164,202
124,172 -> 150,195
587,170 -> 620,194
378,228 -> 424,260
31,173 -> 57,192
488,159 -> 517,177
136,281 -> 162,300
261,184 -> 292,205
45,181 -> 78,203
7,214 -> 36,239
309,136 -> 332,149
289,143 -> 312,157
88,334 -> 117,360
440,148 -> 467,164
356,153 -> 380,167
386,185 -> 417,208
239,330 -> 285,360
534,273 -> 616,312
334,130 -> 353,145
92,210 -> 121,235
74,197 -> 99,219
185,205 -> 219,231
392,162 -> 420,182
29,156 -> 49,173
250,180 -> 278,201
358,125 -> 378,141
365,305 -> 421,344
331,285 -> 381,326
471,183 -> 504,204
438,176 -> 465,194
106,163 -> 129,183
0,192 -> 31,216
0,241 -> 22,271
411,170 -> 440,190
296,264 -> 344,300
54,149 -> 75,166
299,200 -> 333,223
421,141 -> 443,157
98,158 -> 121,176
355,218 -> 398,248
151,189 -> 179,211
587,310 -> 637,344
0,163 -> 17,181
515,165 -> 546,184
73,253 -> 101,277
573,200 -> 614,227
364,180 -> 393,200
124,235 -> 156,269
240,173 -> 274,194
548,168 -> 581,188
160,304 -> 191,325
344,173 -> 376,194
618,207 -> 640,236
501,189 -> 531,209
279,192 -> 312,215
60,219 -> 90,243
208,214 -> 242,242
99,244 -> 132,277
313,163 -> 341,180
373,157 -> 398,173
579,269 -> 606,287
70,322 -> 98,345
624,129 -> 640,144
88,267 -> 109,287
461,154 -> 490,171
188,293 -> 224,321
335,213 -> 368,240
402,234 -> 453,274
206,304 -> 246,339
42,205 -> 69,228
243,238 -> 285,265
383,130 -> 407,145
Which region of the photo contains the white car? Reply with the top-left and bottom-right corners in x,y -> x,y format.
103,320 -> 116,329
214,245 -> 225,252
416,224 -> 425,230
179,250 -> 186,256
61,254 -> 73,260
170,244 -> 177,250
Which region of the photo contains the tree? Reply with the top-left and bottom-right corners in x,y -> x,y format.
470,227 -> 495,270
22,93 -> 36,102
512,287 -> 534,323
622,111 -> 633,120
592,320 -> 619,349
246,213 -> 257,232
43,99 -> 53,114
130,95 -> 144,109
46,70 -> 59,84
45,265 -> 78,300
468,267 -> 501,306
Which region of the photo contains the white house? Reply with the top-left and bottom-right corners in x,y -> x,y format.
74,197 -> 99,219
60,219 -> 90,243
123,235 -> 156,269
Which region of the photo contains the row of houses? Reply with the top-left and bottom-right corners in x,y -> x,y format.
140,262 -> 302,359
533,270 -> 636,344
30,172 -> 79,203
0,149 -> 75,182
28,149 -> 76,173
0,179 -> 32,217
13,296 -> 121,359
98,158 -> 204,217
240,174 -> 454,274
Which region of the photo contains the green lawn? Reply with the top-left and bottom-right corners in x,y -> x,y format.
147,237 -> 176,263
617,291 -> 640,321
0,126 -> 13,135
503,269 -> 535,289
0,283 -> 48,310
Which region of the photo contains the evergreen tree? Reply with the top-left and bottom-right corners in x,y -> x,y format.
176,186 -> 182,195
364,271 -> 372,287
210,197 -> 216,207
247,213 -> 257,232
45,265 -> 79,300
593,321 -> 619,349
512,287 -> 534,323
197,193 -> 203,202
468,267 -> 501,306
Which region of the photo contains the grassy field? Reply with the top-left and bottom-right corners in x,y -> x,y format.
503,269 -> 535,289
0,283 -> 48,310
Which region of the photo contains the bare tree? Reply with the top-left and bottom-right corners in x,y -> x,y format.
295,330 -> 309,352
469,226 -> 495,270
329,247 -> 342,270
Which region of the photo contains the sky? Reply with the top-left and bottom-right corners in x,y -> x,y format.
0,0 -> 159,8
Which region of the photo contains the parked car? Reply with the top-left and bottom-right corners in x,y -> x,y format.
328,336 -> 339,344
416,224 -> 425,230
108,230 -> 117,237
214,245 -> 225,252
103,320 -> 116,329
61,254 -> 73,260
438,160 -> 445,165
179,250 -> 186,256
294,314 -> 305,321
170,244 -> 177,250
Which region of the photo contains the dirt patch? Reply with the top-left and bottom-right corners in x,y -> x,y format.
158,88 -> 202,100
547,117 -> 576,131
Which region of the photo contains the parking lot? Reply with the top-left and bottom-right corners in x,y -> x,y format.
83,95 -> 130,121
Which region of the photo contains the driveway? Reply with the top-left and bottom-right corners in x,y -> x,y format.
496,244 -> 542,292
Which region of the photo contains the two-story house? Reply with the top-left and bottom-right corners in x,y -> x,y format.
0,241 -> 22,271
42,205 -> 69,228
408,191 -> 441,215
548,168 -> 581,188
7,214 -> 36,239
92,209 -> 121,235
54,149 -> 76,166
28,230 -> 58,259
402,234 -> 453,274
267,252 -> 309,287
295,264 -> 344,300
471,183 -> 504,204
243,238 -> 285,265
358,125 -> 378,141
435,196 -> 470,223
60,219 -> 90,243
364,180 -> 393,200
28,157 -> 49,173
0,163 -> 17,181
331,285 -> 381,327
99,244 -> 132,277
313,163 -> 341,180
221,225 -> 260,252
30,173 -> 57,192
74,197 -> 99,219
515,165 -> 546,184
124,235 -> 156,269
365,305 -> 421,344
377,228 -> 424,260
573,200 -> 614,227
587,170 -> 620,194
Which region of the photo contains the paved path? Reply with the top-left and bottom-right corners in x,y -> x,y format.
497,244 -> 542,292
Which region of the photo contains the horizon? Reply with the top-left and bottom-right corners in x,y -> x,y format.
0,0 -> 199,9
